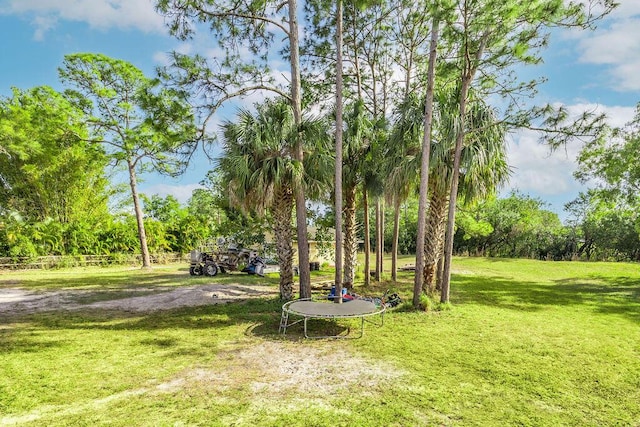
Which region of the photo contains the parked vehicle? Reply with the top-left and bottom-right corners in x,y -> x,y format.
189,243 -> 265,277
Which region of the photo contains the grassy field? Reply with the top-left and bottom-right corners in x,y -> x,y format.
1,257 -> 639,426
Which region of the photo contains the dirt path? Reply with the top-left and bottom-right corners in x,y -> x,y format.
0,284 -> 279,315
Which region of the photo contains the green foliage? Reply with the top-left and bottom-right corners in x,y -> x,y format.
456,210 -> 494,241
58,53 -> 198,266
217,98 -> 331,214
312,222 -> 336,262
413,292 -> 449,312
0,86 -> 111,224
565,190 -> 640,261
454,192 -> 568,259
571,105 -> 640,260
155,0 -> 294,125
58,53 -> 197,177
576,103 -> 640,204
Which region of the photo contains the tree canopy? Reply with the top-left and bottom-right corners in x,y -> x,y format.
58,53 -> 197,267
0,86 -> 110,225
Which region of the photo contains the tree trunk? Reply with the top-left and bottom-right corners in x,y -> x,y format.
288,0 -> 311,299
273,187 -> 294,300
128,160 -> 151,268
413,17 -> 440,308
441,77 -> 471,303
363,186 -> 371,287
423,191 -> 448,293
333,0 -> 345,302
381,201 -> 385,275
343,183 -> 357,288
375,198 -> 382,281
391,196 -> 401,282
440,20 -> 487,304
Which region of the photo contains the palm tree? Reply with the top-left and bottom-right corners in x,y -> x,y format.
342,99 -> 374,288
386,93 -> 424,282
360,134 -> 386,287
218,99 -> 330,300
423,87 -> 510,292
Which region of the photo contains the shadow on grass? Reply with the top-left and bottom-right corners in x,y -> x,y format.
2,294 -> 286,331
4,266 -> 638,357
0,272 -> 188,290
0,269 -> 280,291
453,273 -> 640,323
0,291 -> 379,356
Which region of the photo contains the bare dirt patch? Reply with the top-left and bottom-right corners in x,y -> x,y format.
1,340 -> 403,425
152,340 -> 402,407
0,284 -> 279,315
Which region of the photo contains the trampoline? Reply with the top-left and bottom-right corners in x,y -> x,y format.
278,298 -> 385,339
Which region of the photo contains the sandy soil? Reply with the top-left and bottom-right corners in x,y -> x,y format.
0,283 -> 279,315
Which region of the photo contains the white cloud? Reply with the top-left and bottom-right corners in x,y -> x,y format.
505,129 -> 582,196
1,0 -> 165,38
573,1 -> 640,91
32,15 -> 57,41
563,102 -> 635,128
505,103 -> 636,197
141,183 -> 204,205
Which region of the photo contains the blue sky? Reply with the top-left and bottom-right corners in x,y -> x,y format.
1,0 -> 639,221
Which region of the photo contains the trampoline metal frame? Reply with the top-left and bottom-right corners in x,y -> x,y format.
279,298 -> 385,339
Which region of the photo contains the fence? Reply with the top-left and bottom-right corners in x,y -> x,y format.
0,253 -> 189,270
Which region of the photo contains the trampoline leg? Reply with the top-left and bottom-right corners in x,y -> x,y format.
279,309 -> 289,335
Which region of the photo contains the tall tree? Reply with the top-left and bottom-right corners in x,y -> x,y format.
58,53 -> 196,268
334,0 -> 345,301
439,0 -> 616,303
304,0 -> 393,285
342,100 -> 373,288
384,0 -> 437,286
413,9 -> 444,306
156,0 -> 314,297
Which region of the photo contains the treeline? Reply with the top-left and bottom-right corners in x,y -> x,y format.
452,192 -> 640,262
2,182 -> 639,264
329,191 -> 640,264
0,193 -> 217,259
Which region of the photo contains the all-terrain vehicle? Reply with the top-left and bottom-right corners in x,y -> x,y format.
189,243 -> 266,277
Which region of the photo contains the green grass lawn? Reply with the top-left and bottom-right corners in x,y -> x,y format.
1,258 -> 639,426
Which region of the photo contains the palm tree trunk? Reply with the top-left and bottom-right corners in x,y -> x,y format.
363,186 -> 371,287
128,160 -> 151,268
375,198 -> 382,281
343,183 -> 357,288
391,196 -> 401,282
273,187 -> 294,300
423,191 -> 448,293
